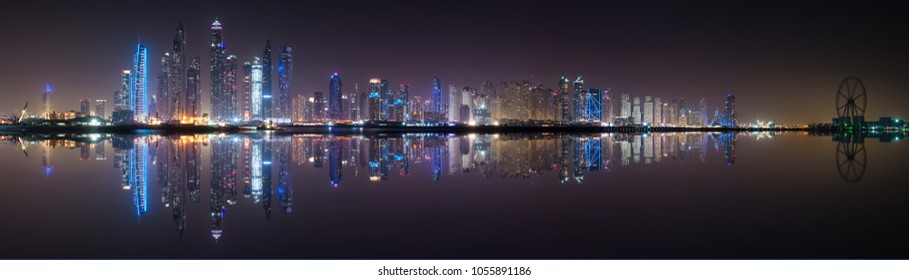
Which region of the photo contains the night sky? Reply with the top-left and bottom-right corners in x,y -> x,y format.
1,0 -> 907,124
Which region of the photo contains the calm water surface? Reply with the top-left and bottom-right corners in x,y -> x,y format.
0,132 -> 906,259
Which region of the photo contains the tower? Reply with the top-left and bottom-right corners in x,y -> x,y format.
329,73 -> 342,121
42,84 -> 53,119
133,44 -> 149,122
170,22 -> 186,120
277,46 -> 293,122
210,20 -> 226,120
261,38 -> 273,120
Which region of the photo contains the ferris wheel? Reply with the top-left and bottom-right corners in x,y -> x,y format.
836,77 -> 867,121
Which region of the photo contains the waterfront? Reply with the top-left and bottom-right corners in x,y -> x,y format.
0,132 -> 906,259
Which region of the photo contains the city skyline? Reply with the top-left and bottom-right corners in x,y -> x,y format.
1,1 -> 907,124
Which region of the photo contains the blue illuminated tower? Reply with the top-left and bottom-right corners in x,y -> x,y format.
431,77 -> 443,114
132,44 -> 149,122
250,57 -> 263,120
329,73 -> 342,121
722,94 -> 736,127
277,46 -> 293,122
586,88 -> 603,122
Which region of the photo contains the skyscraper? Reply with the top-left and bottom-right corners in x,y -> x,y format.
329,73 -> 342,121
42,83 -> 52,119
261,39 -> 273,121
620,93 -> 631,119
654,97 -> 662,125
722,94 -> 736,127
398,84 -> 410,122
80,99 -> 90,116
368,78 -> 382,121
277,46 -> 293,122
226,55 -> 239,120
133,44 -> 149,122
643,96 -> 653,125
210,20 -> 226,120
241,61 -> 252,121
156,52 -> 171,119
430,77 -> 443,114
95,99 -> 107,119
448,84 -> 461,123
169,22 -> 186,121
559,75 -> 570,123
250,57 -> 263,120
186,57 -> 201,119
573,76 -> 585,122
632,96 -> 641,124
586,88 -> 602,122
313,91 -> 325,121
117,71 -> 131,111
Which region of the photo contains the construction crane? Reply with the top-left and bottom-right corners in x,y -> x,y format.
17,102 -> 28,123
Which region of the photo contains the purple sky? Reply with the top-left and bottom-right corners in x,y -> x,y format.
1,0 -> 907,124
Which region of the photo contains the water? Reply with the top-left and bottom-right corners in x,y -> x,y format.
0,132 -> 906,259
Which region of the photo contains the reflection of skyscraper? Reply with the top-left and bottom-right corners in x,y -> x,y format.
277,137 -> 293,213
130,138 -> 149,216
94,142 -> 106,160
329,139 -> 342,187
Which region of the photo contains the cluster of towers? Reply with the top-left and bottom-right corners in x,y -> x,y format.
108,20 -> 293,124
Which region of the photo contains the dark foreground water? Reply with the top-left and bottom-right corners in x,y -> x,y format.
0,132 -> 906,259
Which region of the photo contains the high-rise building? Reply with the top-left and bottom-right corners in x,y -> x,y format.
186,57 -> 202,119
42,84 -> 53,119
277,46 -> 293,122
313,91 -> 325,121
348,85 -> 360,121
157,52 -> 171,119
241,61 -> 252,121
261,39 -> 273,120
368,78 -> 382,121
95,100 -> 107,119
559,75 -> 571,123
654,97 -> 662,125
586,88 -> 602,122
250,57 -> 263,120
573,76 -> 585,122
169,22 -> 186,121
722,94 -> 736,127
398,84 -> 410,122
117,71 -> 131,112
209,20 -> 226,120
329,73 -> 342,121
643,96 -> 653,125
226,55 -> 239,120
430,77 -> 443,114
132,44 -> 149,122
448,84 -> 461,123
632,96 -> 641,124
80,99 -> 90,116
620,93 -> 631,119
358,91 -> 367,122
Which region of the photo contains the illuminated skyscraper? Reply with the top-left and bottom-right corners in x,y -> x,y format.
722,94 -> 736,127
226,55 -> 239,120
210,20 -> 226,120
368,78 -> 382,121
241,61 -> 252,121
251,57 -> 263,120
632,96 -> 641,124
654,97 -> 662,125
169,22 -> 186,121
42,84 -> 53,119
329,73 -> 342,121
643,96 -> 653,125
116,71 -> 131,111
430,77 -> 443,114
95,99 -> 106,119
314,92 -> 326,121
277,46 -> 293,122
586,88 -> 602,122
448,84 -> 461,123
261,38 -> 273,121
80,99 -> 90,116
349,84 -> 360,121
398,84 -> 409,122
559,75 -> 570,122
186,57 -> 202,119
157,52 -> 171,119
573,76 -> 585,122
620,93 -> 631,119
132,44 -> 149,122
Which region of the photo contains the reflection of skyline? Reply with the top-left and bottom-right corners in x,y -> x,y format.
17,131 -> 900,239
